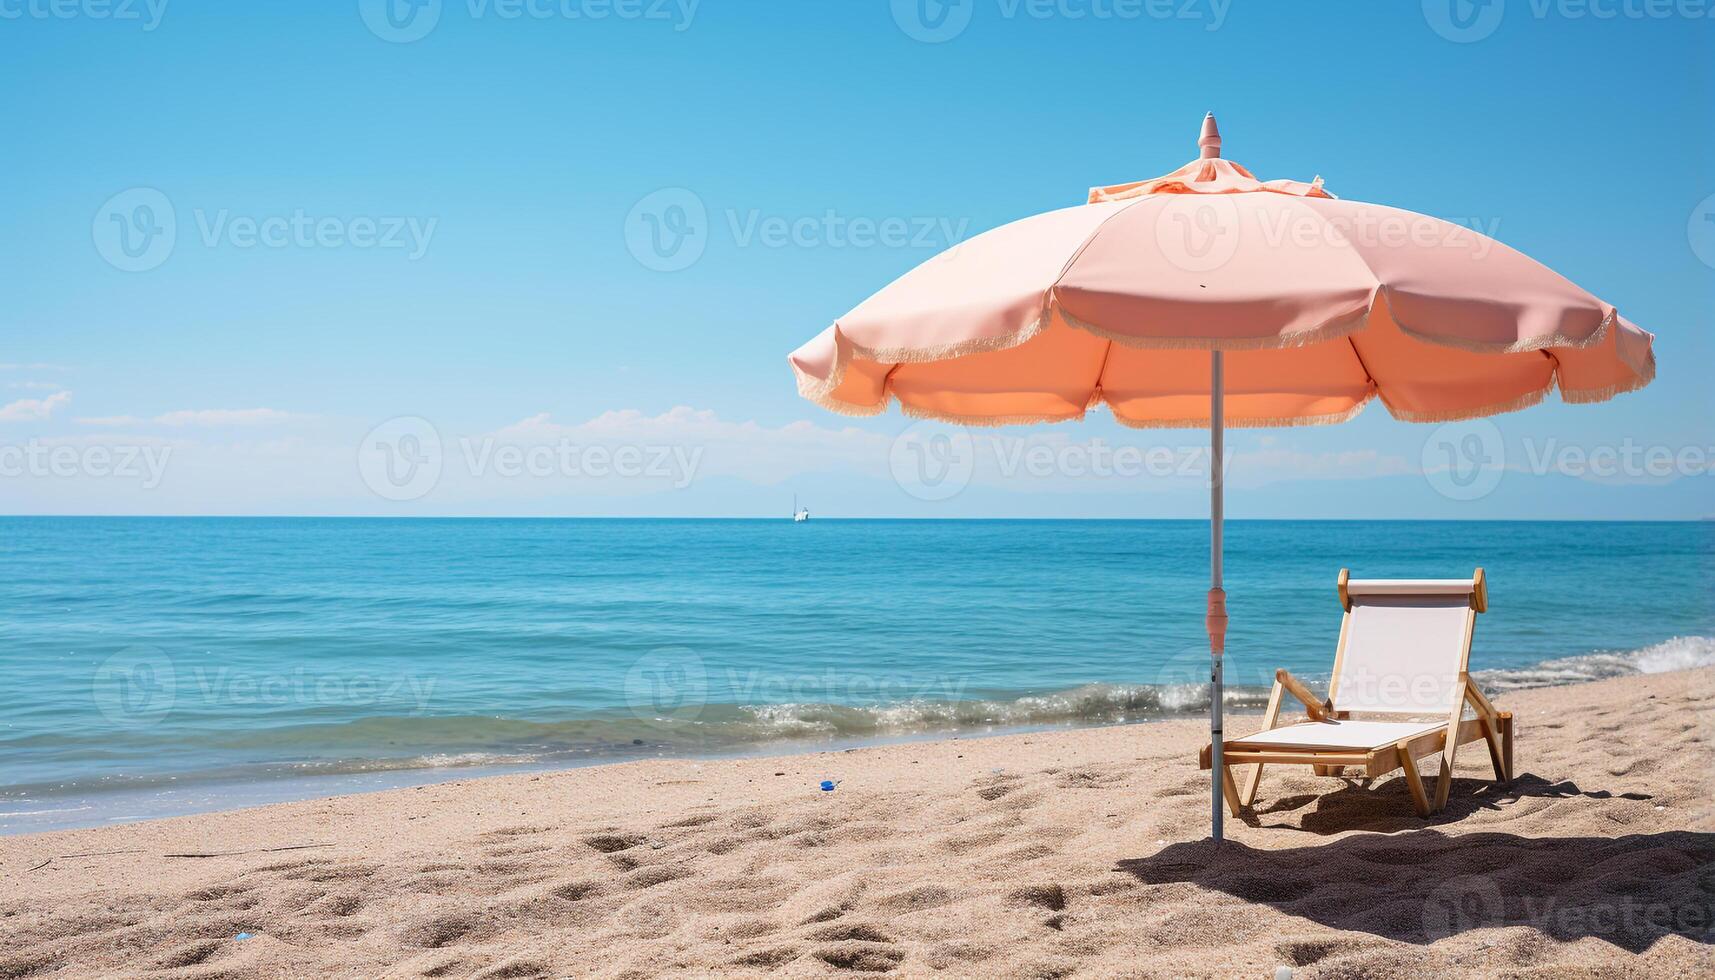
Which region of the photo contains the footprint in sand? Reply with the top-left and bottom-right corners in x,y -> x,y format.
814,942 -> 905,972
398,911 -> 493,949
581,833 -> 645,853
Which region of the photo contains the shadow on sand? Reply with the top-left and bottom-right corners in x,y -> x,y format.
1118,824 -> 1714,953
1241,773 -> 1655,836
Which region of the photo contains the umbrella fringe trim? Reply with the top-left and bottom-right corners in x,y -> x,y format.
788,305 -> 1057,403
897,401 -> 1087,428
794,380 -> 889,419
1106,396 -> 1374,430
1560,351 -> 1657,405
1389,305 -> 1624,357
791,298 -> 1654,423
1381,385 -> 1551,425
843,304 -> 1056,368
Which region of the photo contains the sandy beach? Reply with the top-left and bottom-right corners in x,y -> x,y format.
3,667 -> 1710,978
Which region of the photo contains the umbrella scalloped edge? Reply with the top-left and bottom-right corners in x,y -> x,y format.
790,291 -> 1657,429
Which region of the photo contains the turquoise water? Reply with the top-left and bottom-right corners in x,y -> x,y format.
2,518 -> 1710,833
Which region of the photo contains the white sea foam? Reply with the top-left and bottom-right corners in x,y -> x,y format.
1476,635 -> 1715,694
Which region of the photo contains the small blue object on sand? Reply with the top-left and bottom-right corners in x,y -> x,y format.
820,780 -> 837,792
235,933 -> 253,941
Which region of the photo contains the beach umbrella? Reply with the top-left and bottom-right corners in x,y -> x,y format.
785,115 -> 1656,841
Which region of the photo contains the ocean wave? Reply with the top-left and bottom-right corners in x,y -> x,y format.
1474,635 -> 1715,694
7,637 -> 1708,805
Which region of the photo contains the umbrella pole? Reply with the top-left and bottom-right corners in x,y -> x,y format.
1208,350 -> 1228,843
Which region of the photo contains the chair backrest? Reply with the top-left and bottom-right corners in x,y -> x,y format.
1328,569 -> 1486,716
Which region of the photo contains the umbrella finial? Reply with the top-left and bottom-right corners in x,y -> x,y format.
1199,112 -> 1221,159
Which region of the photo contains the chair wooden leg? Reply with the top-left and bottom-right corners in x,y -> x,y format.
1432,686 -> 1469,813
1499,712 -> 1514,783
1396,742 -> 1431,817
1432,730 -> 1461,813
1478,715 -> 1506,783
1239,762 -> 1264,806
1241,679 -> 1287,806
1220,765 -> 1244,818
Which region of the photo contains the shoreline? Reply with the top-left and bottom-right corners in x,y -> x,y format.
7,634 -> 1710,837
4,668 -> 1710,977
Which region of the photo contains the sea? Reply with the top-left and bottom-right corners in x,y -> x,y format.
2,517 -> 1710,833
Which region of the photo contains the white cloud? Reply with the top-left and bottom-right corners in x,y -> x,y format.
0,404 -> 1695,518
483,406 -> 889,487
155,408 -> 301,427
0,390 -> 71,421
1227,446 -> 1412,487
75,408 -> 304,427
8,381 -> 62,391
75,415 -> 149,427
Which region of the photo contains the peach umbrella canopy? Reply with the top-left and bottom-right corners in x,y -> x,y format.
788,120 -> 1655,429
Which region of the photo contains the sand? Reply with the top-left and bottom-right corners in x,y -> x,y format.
3,668 -> 1711,979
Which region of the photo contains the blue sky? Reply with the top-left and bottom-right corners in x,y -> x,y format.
1,0 -> 1710,517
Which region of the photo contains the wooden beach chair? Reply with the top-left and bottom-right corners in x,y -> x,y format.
1199,568 -> 1514,817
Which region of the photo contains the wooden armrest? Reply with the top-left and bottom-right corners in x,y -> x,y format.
1459,672 -> 1500,721
1275,669 -> 1332,720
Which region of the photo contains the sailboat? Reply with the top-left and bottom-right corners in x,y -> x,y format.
792,494 -> 810,523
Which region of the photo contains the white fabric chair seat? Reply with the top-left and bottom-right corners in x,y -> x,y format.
1227,719 -> 1446,752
